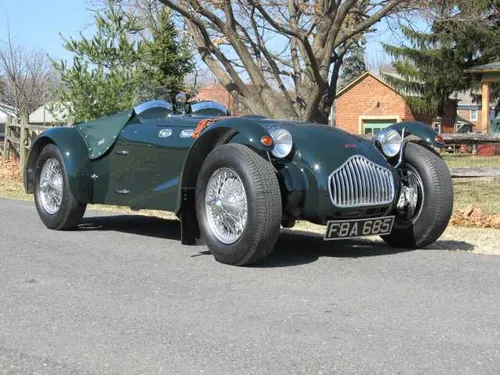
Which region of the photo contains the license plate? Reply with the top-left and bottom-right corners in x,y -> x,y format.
324,216 -> 395,241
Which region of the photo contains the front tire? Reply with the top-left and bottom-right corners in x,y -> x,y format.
34,144 -> 87,230
382,142 -> 453,248
195,144 -> 282,266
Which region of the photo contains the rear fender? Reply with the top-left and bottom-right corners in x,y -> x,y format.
387,121 -> 445,148
177,117 -> 273,245
24,127 -> 93,202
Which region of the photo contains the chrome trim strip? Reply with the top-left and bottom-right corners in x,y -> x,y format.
328,155 -> 395,208
134,100 -> 173,115
191,101 -> 228,114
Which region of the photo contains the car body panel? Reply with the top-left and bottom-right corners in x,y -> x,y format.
254,120 -> 400,221
75,110 -> 135,159
388,121 -> 445,148
24,126 -> 93,202
92,115 -> 199,210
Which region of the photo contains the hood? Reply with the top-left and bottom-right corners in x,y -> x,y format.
258,118 -> 391,171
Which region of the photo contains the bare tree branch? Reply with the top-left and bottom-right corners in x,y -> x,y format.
0,26 -> 56,117
158,0 -> 409,122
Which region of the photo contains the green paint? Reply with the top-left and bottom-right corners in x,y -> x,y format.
388,121 -> 444,148
28,109 -> 455,229
75,110 -> 134,159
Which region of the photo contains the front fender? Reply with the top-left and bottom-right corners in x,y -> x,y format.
179,117 -> 273,196
24,127 -> 93,202
387,121 -> 445,148
197,117 -> 274,155
176,117 -> 274,245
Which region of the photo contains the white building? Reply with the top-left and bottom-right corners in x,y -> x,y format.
29,102 -> 72,125
0,103 -> 18,137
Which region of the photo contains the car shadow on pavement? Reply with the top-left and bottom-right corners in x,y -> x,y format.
77,215 -> 182,241
261,229 -> 475,268
77,215 -> 474,267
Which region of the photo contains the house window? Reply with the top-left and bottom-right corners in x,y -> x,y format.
363,119 -> 398,135
470,110 -> 478,121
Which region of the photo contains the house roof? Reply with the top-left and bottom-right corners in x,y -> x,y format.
452,91 -> 479,106
29,102 -> 71,124
336,71 -> 402,98
465,62 -> 500,73
452,90 -> 497,109
0,102 -> 18,118
0,103 -> 18,124
336,71 -> 487,107
456,114 -> 474,125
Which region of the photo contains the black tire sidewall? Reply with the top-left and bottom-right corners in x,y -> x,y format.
34,144 -> 78,229
195,145 -> 279,265
384,142 -> 453,247
393,146 -> 432,234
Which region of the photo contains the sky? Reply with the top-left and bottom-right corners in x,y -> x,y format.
0,0 -> 412,70
0,0 -> 96,61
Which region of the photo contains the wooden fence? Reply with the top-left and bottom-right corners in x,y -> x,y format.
442,133 -> 500,178
1,124 -> 500,177
2,123 -> 52,171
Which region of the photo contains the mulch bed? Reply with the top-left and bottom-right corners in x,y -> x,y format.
0,158 -> 21,182
450,204 -> 500,229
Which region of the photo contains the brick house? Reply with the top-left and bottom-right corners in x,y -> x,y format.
335,71 -> 457,134
192,81 -> 240,114
453,91 -> 495,132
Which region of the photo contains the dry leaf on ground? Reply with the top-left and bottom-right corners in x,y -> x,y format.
0,159 -> 21,182
451,204 -> 500,229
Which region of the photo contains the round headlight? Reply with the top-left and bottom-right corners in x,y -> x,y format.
270,128 -> 293,158
377,129 -> 402,158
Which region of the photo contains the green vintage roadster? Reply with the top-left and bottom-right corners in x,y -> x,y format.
24,97 -> 453,266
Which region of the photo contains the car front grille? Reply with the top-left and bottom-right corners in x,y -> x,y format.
328,155 -> 395,208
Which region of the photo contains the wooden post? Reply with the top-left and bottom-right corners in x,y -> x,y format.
481,81 -> 491,133
3,115 -> 12,161
19,114 -> 29,173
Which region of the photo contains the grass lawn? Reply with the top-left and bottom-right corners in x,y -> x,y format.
453,177 -> 500,214
441,154 -> 500,214
442,154 -> 500,168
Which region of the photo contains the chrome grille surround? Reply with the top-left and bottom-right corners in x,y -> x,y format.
328,155 -> 395,208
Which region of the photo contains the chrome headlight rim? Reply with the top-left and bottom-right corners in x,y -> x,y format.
376,129 -> 402,158
269,128 -> 293,158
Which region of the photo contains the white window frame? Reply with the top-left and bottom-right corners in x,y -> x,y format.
470,109 -> 478,122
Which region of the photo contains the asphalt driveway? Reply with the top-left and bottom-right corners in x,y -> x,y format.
1,198 -> 500,374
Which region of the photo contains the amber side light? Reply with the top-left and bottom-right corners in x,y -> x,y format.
193,119 -> 217,138
261,135 -> 273,147
435,135 -> 444,144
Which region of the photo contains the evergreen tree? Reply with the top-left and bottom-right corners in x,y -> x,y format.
383,1 -> 500,117
141,8 -> 193,97
339,40 -> 367,88
53,3 -> 144,122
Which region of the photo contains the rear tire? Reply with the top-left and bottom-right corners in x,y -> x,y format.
195,144 -> 282,266
381,142 -> 453,248
34,144 -> 87,230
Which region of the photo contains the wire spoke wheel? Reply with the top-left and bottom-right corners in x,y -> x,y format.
39,158 -> 64,215
205,167 -> 248,244
395,164 -> 424,225
382,142 -> 453,249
